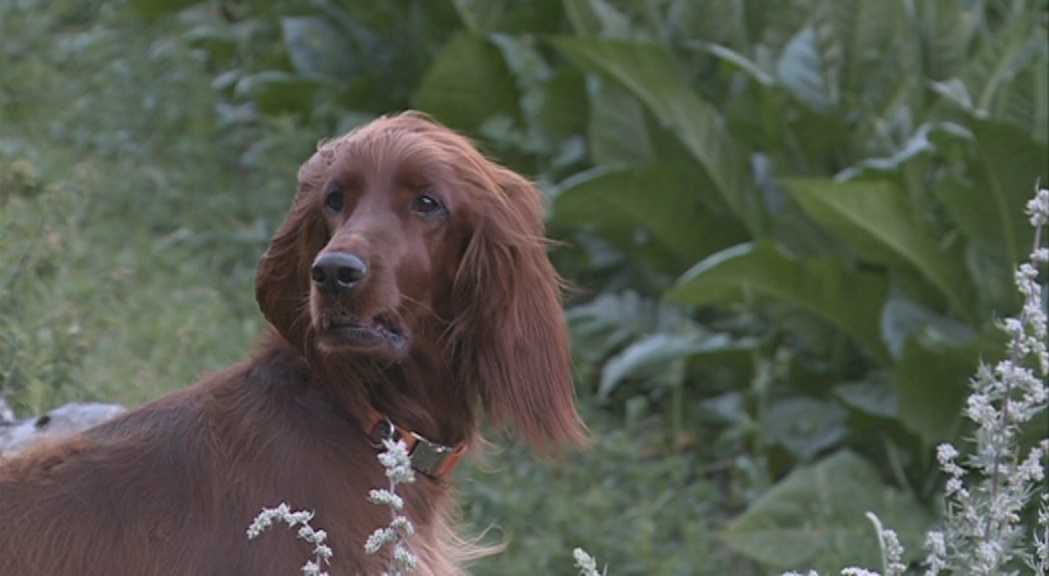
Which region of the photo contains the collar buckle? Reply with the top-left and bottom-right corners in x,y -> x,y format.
406,435 -> 461,479
365,411 -> 465,480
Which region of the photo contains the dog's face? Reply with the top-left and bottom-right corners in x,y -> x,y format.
256,113 -> 586,451
303,130 -> 471,360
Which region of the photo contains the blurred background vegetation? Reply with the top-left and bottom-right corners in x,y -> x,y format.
1,0 -> 1046,574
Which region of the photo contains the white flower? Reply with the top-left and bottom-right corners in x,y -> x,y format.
366,439 -> 418,574
1026,188 -> 1049,227
368,488 -> 404,511
573,548 -> 605,576
841,569 -> 880,576
247,503 -> 330,576
365,527 -> 395,555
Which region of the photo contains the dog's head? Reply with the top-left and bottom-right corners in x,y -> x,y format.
255,112 -> 585,451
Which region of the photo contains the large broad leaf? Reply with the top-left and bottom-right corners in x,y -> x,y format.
784,178 -> 978,324
553,163 -> 748,269
811,0 -> 901,97
723,450 -> 932,572
669,242 -> 890,363
918,0 -> 978,80
704,44 -> 775,87
537,68 -> 589,141
777,26 -> 834,111
939,121 -> 1049,280
835,373 -> 897,419
567,291 -> 659,363
452,0 -> 564,35
281,16 -> 356,82
562,0 -> 633,38
896,334 -> 989,450
599,331 -> 757,399
233,72 -> 319,116
929,14 -> 1042,122
413,32 -> 519,132
130,0 -> 198,18
553,38 -> 760,232
671,0 -> 747,47
958,14 -> 1043,115
994,59 -> 1049,144
587,79 -> 654,168
880,291 -> 977,360
765,397 -> 849,461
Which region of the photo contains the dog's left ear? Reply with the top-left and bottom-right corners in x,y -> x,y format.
451,165 -> 587,453
255,146 -> 333,352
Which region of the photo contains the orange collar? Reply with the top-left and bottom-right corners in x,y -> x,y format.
363,408 -> 466,480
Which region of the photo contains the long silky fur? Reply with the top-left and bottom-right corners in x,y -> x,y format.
0,112 -> 584,575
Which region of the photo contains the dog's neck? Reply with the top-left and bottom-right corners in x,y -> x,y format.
292,331 -> 478,458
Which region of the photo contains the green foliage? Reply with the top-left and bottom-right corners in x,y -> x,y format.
414,32 -> 520,132
0,163 -> 90,413
670,241 -> 890,363
461,417 -> 736,576
722,451 -> 932,573
543,0 -> 1047,571
3,0 -> 1047,573
0,0 -> 269,410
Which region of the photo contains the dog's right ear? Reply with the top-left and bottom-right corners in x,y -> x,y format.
255,146 -> 334,352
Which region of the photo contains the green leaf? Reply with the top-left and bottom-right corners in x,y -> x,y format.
994,58 -> 1049,143
776,27 -> 832,111
562,0 -> 633,38
281,16 -> 355,82
129,0 -> 199,18
453,0 -> 564,35
536,68 -> 589,141
765,397 -> 849,461
880,292 -> 976,360
671,0 -> 746,47
939,120 -> 1049,284
567,291 -> 658,362
959,14 -> 1043,115
413,32 -> 519,132
835,374 -> 897,419
587,79 -> 654,167
554,163 -> 748,269
599,331 -> 756,399
835,122 -> 964,181
553,38 -> 759,232
234,72 -> 318,116
704,44 -> 775,86
896,335 -> 983,449
784,177 -> 978,324
669,242 -> 890,363
918,0 -> 979,80
812,0 -> 901,96
723,451 -> 932,572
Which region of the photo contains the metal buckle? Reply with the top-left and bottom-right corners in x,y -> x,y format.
367,414 -> 458,478
407,434 -> 454,479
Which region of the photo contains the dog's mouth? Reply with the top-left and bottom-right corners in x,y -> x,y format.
320,312 -> 409,353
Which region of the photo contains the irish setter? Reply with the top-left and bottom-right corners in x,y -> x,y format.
0,112 -> 585,575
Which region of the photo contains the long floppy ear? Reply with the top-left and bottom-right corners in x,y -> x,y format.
255,146 -> 333,352
451,165 -> 587,453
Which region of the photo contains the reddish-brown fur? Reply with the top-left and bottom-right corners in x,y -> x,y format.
0,112 -> 585,575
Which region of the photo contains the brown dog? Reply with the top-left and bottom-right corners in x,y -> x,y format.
0,112 -> 585,575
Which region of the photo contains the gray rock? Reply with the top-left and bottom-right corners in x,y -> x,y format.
0,401 -> 125,456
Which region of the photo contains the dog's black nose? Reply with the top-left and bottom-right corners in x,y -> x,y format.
311,252 -> 368,295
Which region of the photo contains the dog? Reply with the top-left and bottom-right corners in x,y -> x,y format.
0,112 -> 585,575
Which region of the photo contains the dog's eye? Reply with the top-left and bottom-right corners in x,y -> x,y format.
410,194 -> 445,218
325,188 -> 345,212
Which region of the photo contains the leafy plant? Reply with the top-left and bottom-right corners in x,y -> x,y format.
4,0 -> 1047,573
